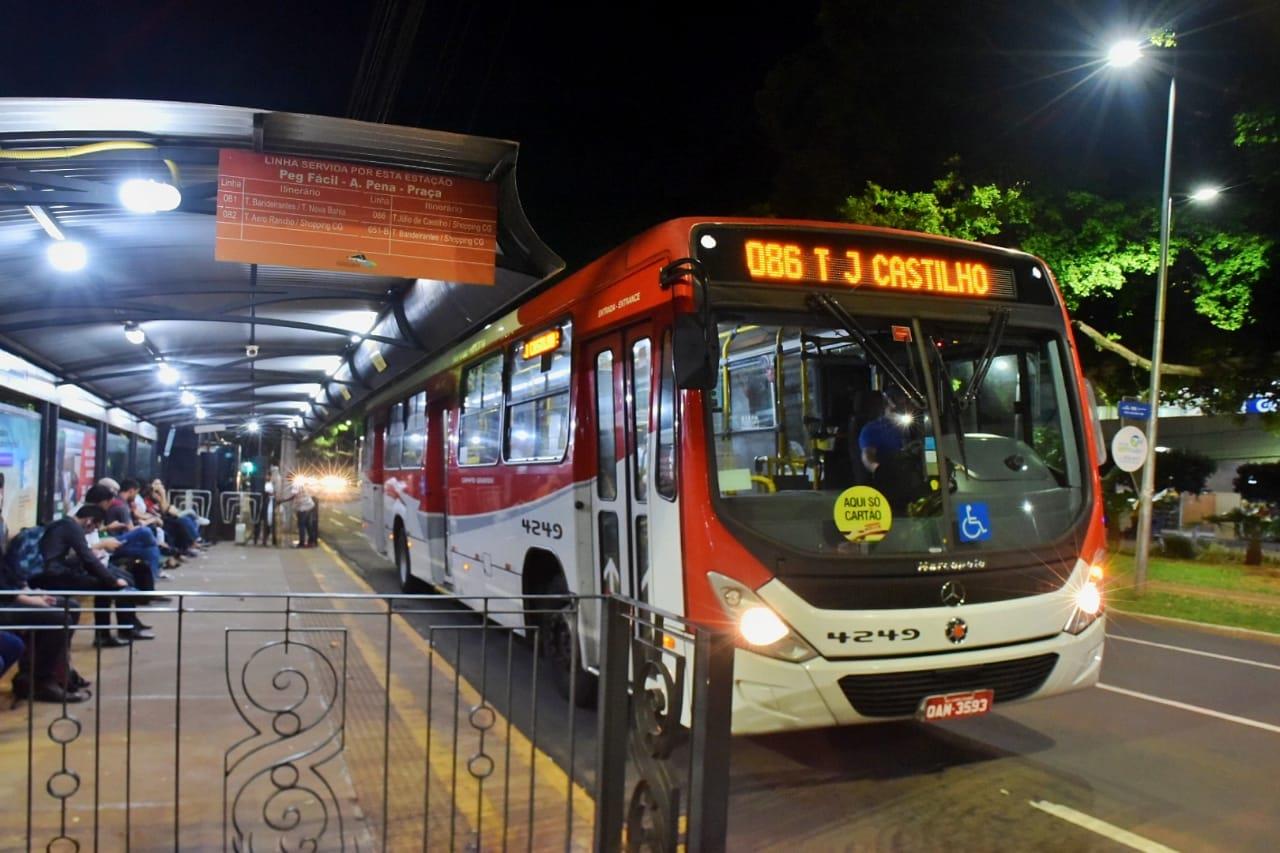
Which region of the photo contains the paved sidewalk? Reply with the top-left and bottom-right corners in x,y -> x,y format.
0,538 -> 593,851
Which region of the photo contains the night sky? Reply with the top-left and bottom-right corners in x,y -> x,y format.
4,1 -> 1278,266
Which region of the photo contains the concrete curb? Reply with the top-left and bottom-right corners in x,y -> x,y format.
1110,607 -> 1280,644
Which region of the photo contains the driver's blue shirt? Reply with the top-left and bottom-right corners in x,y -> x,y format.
858,416 -> 905,456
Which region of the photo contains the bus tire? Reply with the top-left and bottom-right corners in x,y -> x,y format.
540,573 -> 597,709
393,521 -> 420,593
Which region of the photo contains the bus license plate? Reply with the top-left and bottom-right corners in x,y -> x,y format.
918,689 -> 994,722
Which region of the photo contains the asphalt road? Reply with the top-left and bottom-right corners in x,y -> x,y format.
319,503 -> 1280,852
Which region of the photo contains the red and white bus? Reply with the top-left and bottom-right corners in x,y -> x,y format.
360,218 -> 1107,733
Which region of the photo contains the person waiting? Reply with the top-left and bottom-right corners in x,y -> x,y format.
32,505 -> 153,647
0,473 -> 90,700
281,480 -> 316,548
252,480 -> 278,546
149,479 -> 210,547
98,479 -> 168,583
0,588 -> 87,703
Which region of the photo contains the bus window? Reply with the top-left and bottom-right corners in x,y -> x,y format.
656,331 -> 677,500
595,350 -> 617,499
384,402 -> 403,470
506,321 -> 572,463
630,338 -> 651,502
459,353 -> 504,466
401,392 -> 426,469
729,356 -> 776,431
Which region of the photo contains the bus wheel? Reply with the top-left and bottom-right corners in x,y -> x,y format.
393,523 -> 417,592
541,575 -> 597,708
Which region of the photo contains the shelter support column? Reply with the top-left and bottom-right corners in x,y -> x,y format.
95,422 -> 108,482
37,401 -> 59,522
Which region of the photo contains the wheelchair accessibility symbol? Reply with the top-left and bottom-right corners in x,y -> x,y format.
958,502 -> 992,543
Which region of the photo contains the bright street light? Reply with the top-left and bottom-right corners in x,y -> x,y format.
1189,185 -> 1221,203
1106,39 -> 1144,68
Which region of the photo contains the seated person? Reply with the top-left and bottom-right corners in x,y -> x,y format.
97,479 -> 170,581
0,631 -> 22,680
860,387 -> 927,514
849,390 -> 887,486
858,387 -> 908,475
1,549 -> 87,703
143,483 -> 200,556
149,479 -> 209,547
32,505 -> 153,647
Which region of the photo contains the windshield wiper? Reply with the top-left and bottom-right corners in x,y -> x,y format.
959,308 -> 1011,409
807,294 -> 926,408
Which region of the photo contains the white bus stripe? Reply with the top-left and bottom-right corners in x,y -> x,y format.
1029,800 -> 1179,853
1097,683 -> 1280,734
1108,634 -> 1280,671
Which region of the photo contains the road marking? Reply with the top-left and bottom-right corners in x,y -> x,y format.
1108,634 -> 1280,671
1097,683 -> 1280,734
1029,800 -> 1178,853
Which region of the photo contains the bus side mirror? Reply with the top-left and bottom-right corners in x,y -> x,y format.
673,313 -> 719,391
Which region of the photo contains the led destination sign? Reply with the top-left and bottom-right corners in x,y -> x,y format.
747,240 -> 993,296
696,228 -> 1023,301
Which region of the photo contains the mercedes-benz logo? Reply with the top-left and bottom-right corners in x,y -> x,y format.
945,617 -> 969,644
940,580 -> 966,607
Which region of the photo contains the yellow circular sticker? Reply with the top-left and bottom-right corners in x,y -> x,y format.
833,486 -> 893,542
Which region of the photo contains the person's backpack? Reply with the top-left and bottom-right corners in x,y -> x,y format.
3,525 -> 46,584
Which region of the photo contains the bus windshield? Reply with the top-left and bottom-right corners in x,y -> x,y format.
709,314 -> 1085,559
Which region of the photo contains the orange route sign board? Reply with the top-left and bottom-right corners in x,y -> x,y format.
214,149 -> 498,284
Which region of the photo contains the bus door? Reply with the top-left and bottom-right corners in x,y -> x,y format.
586,323 -> 654,602
363,419 -> 387,556
424,398 -> 450,588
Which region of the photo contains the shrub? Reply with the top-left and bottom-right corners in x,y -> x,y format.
1159,532 -> 1200,560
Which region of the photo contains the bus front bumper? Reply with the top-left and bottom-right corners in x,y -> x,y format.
729,616 -> 1104,735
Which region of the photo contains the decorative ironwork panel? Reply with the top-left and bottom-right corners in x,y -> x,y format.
223,629 -> 348,852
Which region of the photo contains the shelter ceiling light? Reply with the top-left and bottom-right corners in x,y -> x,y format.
245,419 -> 260,434
118,179 -> 182,213
47,240 -> 87,272
195,406 -> 208,420
180,389 -> 197,406
123,322 -> 146,345
350,334 -> 362,343
157,363 -> 180,385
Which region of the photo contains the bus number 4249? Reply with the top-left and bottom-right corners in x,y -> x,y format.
520,518 -> 563,540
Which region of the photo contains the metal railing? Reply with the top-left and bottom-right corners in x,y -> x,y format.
168,489 -> 212,520
0,591 -> 734,851
218,491 -> 260,524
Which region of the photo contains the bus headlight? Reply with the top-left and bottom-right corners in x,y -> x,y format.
740,606 -> 789,646
708,572 -> 817,662
1065,578 -> 1104,634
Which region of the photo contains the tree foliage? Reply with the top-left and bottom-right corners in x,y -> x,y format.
1155,449 -> 1216,495
1235,462 -> 1280,504
836,168 -> 1275,411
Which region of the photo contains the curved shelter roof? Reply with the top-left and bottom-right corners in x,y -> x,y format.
0,98 -> 562,435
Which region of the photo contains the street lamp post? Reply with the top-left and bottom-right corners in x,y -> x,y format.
1105,38 -> 1225,591
1132,76 -> 1175,593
